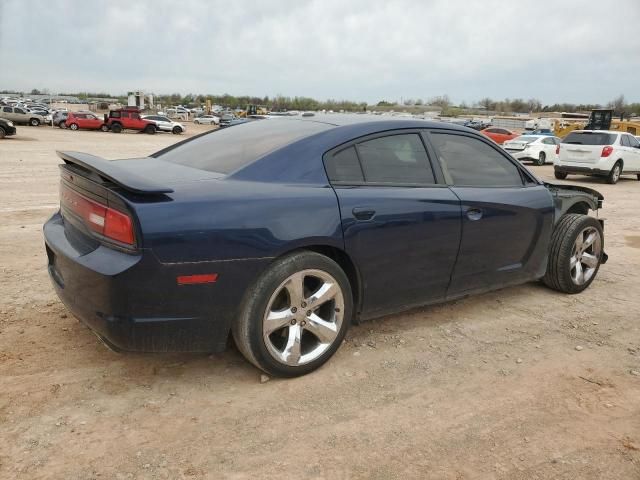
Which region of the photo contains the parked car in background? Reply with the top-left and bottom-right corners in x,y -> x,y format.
480,127 -> 519,144
141,115 -> 185,134
0,106 -> 46,126
0,118 -> 17,138
53,111 -> 69,127
503,135 -> 561,165
104,107 -> 156,134
218,114 -> 237,127
44,116 -> 607,377
193,115 -> 220,125
555,130 -> 640,184
65,112 -> 105,131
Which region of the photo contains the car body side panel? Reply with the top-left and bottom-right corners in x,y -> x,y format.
334,186 -> 462,318
129,179 -> 344,263
447,185 -> 554,295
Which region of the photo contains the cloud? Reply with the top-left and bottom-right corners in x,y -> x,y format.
0,0 -> 639,104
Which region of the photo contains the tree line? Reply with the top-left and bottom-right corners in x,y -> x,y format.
3,89 -> 639,116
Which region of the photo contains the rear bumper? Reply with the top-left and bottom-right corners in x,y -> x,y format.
507,150 -> 535,161
554,165 -> 609,176
44,212 -> 269,353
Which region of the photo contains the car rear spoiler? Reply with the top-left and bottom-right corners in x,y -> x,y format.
57,151 -> 174,194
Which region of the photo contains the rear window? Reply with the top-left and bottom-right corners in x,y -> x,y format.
154,119 -> 332,174
563,132 -> 617,145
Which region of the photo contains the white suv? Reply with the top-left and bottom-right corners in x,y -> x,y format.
141,115 -> 185,134
555,130 -> 640,184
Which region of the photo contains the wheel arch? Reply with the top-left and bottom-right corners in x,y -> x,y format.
271,244 -> 363,323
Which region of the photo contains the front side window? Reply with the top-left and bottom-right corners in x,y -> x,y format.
2,107 -> 11,113
355,134 -> 435,184
621,135 -> 630,147
430,133 -> 524,187
628,135 -> 640,148
15,108 -> 25,114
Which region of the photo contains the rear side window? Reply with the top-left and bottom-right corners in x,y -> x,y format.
356,134 -> 435,184
155,119 -> 332,174
563,132 -> 617,145
621,135 -> 630,147
542,137 -> 555,145
3,107 -> 11,112
325,146 -> 364,183
430,133 -> 524,187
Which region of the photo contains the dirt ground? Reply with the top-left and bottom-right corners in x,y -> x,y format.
1,124 -> 639,480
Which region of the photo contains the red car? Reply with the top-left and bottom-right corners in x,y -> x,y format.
480,127 -> 519,145
65,112 -> 105,131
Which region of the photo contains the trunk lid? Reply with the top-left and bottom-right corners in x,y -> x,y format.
56,151 -> 222,253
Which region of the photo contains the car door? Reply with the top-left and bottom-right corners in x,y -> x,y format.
627,134 -> 640,171
1,106 -> 16,122
324,131 -> 462,318
426,130 -> 554,296
540,136 -> 557,162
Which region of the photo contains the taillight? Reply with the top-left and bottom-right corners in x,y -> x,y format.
601,146 -> 613,158
556,145 -> 560,154
60,184 -> 135,246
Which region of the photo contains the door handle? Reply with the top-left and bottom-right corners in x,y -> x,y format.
352,207 -> 376,221
466,208 -> 483,221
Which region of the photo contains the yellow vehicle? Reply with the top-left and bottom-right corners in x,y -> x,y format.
555,109 -> 640,138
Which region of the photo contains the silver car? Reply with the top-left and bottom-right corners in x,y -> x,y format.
141,115 -> 185,134
193,115 -> 220,125
0,106 -> 47,126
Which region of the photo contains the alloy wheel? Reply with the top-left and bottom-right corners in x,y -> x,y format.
262,269 -> 344,366
570,226 -> 602,285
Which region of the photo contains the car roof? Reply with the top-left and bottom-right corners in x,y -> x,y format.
257,114 -> 474,133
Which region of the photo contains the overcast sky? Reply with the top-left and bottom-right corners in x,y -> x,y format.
0,0 -> 638,105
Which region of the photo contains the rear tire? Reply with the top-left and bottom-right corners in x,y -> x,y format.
144,125 -> 156,135
554,171 -> 568,180
100,124 -> 109,132
607,161 -> 622,184
232,251 -> 353,377
58,122 -> 67,129
0,127 -> 5,139
536,152 -> 546,166
172,126 -> 182,134
69,123 -> 79,131
30,118 -> 40,126
543,214 -> 604,294
111,123 -> 122,133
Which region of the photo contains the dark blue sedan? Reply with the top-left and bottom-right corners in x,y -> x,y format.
44,116 -> 607,377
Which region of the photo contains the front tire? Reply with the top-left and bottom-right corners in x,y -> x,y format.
30,118 -> 40,126
58,122 -> 67,129
543,214 -> 604,294
100,124 -> 109,132
111,123 -> 122,133
172,126 -> 182,134
536,152 -> 546,166
607,161 -> 622,184
144,125 -> 156,135
554,170 -> 568,180
233,251 -> 353,377
69,123 -> 79,131
0,127 -> 5,139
